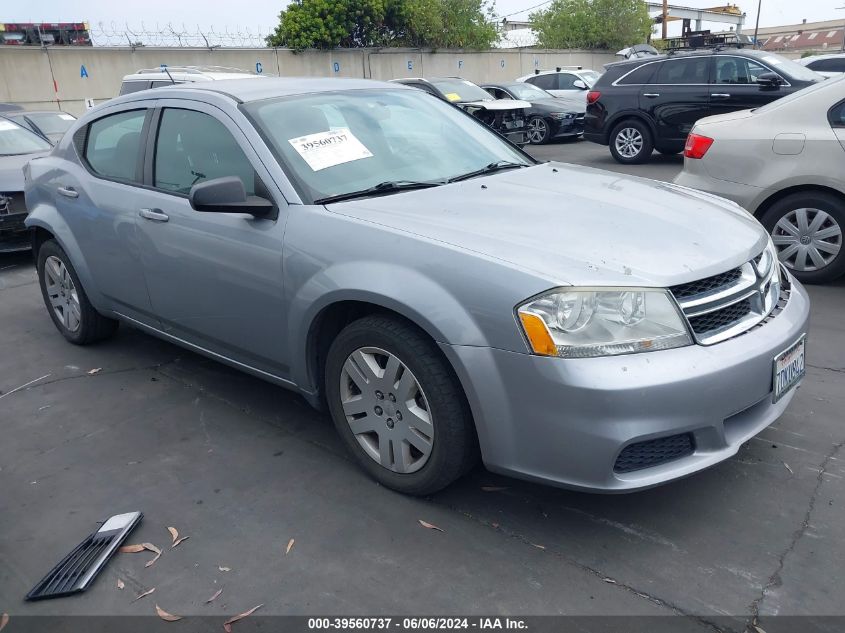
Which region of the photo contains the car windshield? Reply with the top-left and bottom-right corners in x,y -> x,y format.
503,83 -> 552,100
244,88 -> 533,204
757,52 -> 824,82
580,70 -> 601,85
22,112 -> 76,135
0,119 -> 52,155
429,78 -> 493,102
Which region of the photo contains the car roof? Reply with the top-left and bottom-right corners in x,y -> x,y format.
112,77 -> 414,105
7,110 -> 74,117
605,47 -> 771,70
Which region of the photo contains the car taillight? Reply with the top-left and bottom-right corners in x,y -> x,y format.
684,133 -> 714,159
586,90 -> 601,104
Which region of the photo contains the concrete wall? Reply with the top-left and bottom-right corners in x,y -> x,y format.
0,46 -> 616,116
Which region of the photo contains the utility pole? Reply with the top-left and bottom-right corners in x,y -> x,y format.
753,0 -> 762,48
662,0 -> 668,40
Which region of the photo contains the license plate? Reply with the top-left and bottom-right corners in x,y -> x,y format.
773,335 -> 806,402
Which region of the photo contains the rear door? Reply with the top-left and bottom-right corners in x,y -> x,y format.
829,99 -> 845,153
640,56 -> 711,147
709,55 -> 783,117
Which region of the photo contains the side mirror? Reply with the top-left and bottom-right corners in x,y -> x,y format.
573,79 -> 588,90
189,176 -> 273,216
756,72 -> 782,88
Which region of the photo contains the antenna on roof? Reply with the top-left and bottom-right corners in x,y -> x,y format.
162,65 -> 176,85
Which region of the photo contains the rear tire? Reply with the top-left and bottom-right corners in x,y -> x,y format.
609,119 -> 653,164
760,192 -> 845,284
36,239 -> 118,344
324,315 -> 477,495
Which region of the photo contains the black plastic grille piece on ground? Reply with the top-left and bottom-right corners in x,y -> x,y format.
614,433 -> 695,473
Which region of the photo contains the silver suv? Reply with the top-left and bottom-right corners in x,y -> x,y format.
25,78 -> 809,495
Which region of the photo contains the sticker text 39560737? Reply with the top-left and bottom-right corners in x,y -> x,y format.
288,128 -> 373,172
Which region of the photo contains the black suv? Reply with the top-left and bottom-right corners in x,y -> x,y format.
584,49 -> 822,164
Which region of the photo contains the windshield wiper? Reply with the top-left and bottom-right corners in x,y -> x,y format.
447,160 -> 529,183
314,180 -> 443,205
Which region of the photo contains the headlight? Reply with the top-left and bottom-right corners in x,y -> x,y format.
517,288 -> 692,358
755,237 -> 777,279
550,112 -> 575,120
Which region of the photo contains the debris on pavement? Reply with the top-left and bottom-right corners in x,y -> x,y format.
0,373 -> 51,401
87,368 -> 102,375
223,604 -> 263,632
120,542 -> 162,567
286,538 -> 295,555
117,579 -> 124,590
418,520 -> 443,532
783,462 -> 794,475
206,588 -> 223,604
0,613 -> 8,632
167,527 -> 179,545
218,566 -> 231,572
133,587 -> 155,602
156,604 -> 183,621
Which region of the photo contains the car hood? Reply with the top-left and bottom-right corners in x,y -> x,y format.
326,162 -> 767,287
460,99 -> 532,111
0,152 -> 48,191
533,97 -> 586,113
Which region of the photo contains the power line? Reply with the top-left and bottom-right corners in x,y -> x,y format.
497,0 -> 554,20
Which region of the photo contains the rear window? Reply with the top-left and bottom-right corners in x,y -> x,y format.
84,110 -> 146,182
617,63 -> 658,85
527,74 -> 557,91
119,81 -> 150,95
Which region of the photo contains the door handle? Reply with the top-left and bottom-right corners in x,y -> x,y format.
711,93 -> 731,98
139,208 -> 169,223
57,186 -> 78,199
643,93 -> 660,98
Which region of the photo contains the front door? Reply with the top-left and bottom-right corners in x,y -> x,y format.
133,102 -> 291,380
708,55 -> 783,118
641,56 -> 711,147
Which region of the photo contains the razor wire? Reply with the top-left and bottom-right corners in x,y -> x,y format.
88,22 -> 270,48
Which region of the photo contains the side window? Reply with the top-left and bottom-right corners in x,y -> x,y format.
654,57 -> 709,84
119,81 -> 150,96
828,100 -> 845,128
528,74 -> 557,90
812,58 -> 845,72
486,88 -> 506,99
150,80 -> 177,88
154,108 -> 256,196
617,63 -> 657,85
714,57 -> 772,84
557,73 -> 577,89
84,110 -> 146,182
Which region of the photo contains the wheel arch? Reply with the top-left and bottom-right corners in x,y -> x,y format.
753,184 -> 845,218
606,111 -> 657,139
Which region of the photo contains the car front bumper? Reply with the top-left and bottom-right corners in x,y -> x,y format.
0,211 -> 32,253
551,117 -> 584,138
440,277 -> 810,492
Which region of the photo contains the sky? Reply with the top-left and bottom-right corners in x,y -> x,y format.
5,0 -> 841,41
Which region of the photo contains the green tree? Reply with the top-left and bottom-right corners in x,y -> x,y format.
267,0 -> 499,49
530,0 -> 653,50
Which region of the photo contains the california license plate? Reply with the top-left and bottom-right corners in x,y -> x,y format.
773,335 -> 806,402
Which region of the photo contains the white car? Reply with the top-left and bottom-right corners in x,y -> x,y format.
119,66 -> 265,96
515,67 -> 600,98
674,76 -> 845,283
796,54 -> 845,79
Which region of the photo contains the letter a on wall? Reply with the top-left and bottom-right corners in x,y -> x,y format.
80,65 -> 89,78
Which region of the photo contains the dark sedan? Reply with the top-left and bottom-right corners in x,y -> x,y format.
482,82 -> 585,144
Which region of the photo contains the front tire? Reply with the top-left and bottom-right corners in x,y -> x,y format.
324,315 -> 477,495
761,192 -> 845,284
526,116 -> 551,144
37,239 -> 118,344
609,119 -> 654,164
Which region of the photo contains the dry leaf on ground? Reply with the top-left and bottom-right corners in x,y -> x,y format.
286,539 -> 295,555
117,578 -> 125,590
167,527 -> 179,545
172,536 -> 190,549
223,604 -> 263,632
218,566 -> 231,572
0,613 -> 8,632
418,520 -> 443,532
206,588 -> 223,604
156,605 -> 183,622
119,544 -> 146,553
531,543 -> 546,550
133,587 -> 156,602
87,368 -> 102,375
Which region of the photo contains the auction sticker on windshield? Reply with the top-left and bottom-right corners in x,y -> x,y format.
773,335 -> 805,403
289,128 -> 373,171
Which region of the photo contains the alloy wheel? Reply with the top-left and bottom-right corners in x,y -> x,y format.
527,117 -> 548,144
339,347 -> 434,474
614,127 -> 644,159
771,208 -> 842,273
44,255 -> 81,333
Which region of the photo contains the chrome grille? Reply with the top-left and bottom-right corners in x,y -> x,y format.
670,249 -> 784,345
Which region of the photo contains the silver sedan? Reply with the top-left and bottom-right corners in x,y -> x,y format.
25,78 -> 809,494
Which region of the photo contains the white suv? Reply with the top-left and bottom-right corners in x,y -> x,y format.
119,66 -> 265,96
515,67 -> 600,98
